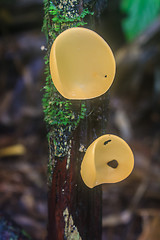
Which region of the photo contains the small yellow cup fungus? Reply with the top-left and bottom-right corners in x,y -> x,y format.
80,134 -> 134,188
50,27 -> 116,99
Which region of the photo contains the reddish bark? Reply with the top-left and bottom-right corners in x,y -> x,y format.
48,131 -> 102,240
47,94 -> 109,240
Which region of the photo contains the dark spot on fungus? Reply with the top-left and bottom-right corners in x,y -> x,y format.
107,160 -> 118,169
104,140 -> 111,145
105,75 -> 107,78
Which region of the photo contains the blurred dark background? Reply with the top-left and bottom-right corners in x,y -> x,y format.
0,0 -> 160,239
0,0 -> 48,239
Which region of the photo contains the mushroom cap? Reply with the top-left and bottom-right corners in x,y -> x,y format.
80,134 -> 134,188
50,27 -> 116,99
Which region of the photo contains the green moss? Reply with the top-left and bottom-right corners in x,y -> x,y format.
42,0 -> 93,159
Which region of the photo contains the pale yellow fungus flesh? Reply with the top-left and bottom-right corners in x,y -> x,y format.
50,27 -> 116,99
80,134 -> 134,188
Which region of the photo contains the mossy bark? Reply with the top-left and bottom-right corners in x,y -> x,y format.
42,0 -> 109,239
47,94 -> 109,240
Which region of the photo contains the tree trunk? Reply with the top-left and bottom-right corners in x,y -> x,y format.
42,0 -> 109,239
47,94 -> 109,240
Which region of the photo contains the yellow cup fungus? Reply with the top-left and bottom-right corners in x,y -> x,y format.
80,134 -> 134,188
50,27 -> 116,99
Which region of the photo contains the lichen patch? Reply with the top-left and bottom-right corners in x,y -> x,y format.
63,208 -> 82,240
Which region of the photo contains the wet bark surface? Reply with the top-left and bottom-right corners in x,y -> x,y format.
47,94 -> 109,240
